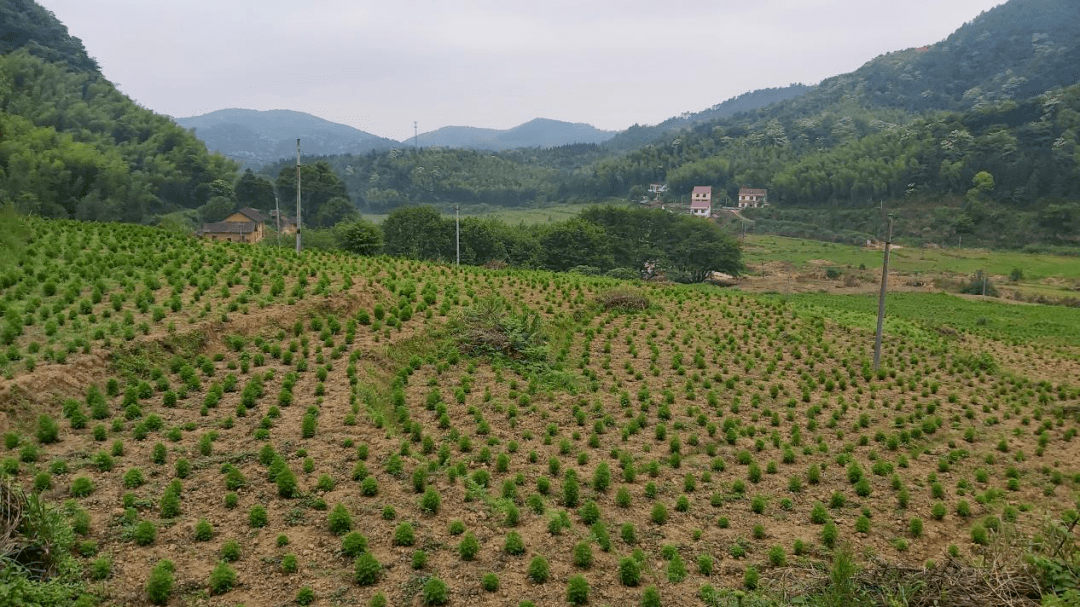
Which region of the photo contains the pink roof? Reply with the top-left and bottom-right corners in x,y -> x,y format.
739,187 -> 767,197
690,199 -> 711,210
692,186 -> 712,197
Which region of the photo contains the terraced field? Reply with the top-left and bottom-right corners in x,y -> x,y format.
2,217 -> 1080,606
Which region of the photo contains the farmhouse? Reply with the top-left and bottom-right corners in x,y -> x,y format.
690,186 -> 712,217
198,207 -> 268,243
737,187 -> 768,208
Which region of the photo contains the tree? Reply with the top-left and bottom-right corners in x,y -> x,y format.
235,169 -> 275,210
199,196 -> 235,223
382,206 -> 453,260
312,196 -> 359,228
539,218 -> 613,272
335,219 -> 383,256
671,220 -> 742,282
276,161 -> 349,227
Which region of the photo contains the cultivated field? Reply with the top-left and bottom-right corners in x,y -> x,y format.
2,218 -> 1080,606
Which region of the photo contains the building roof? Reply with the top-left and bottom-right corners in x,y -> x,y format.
200,221 -> 259,235
692,186 -> 712,197
739,187 -> 767,197
689,199 -> 711,210
233,207 -> 270,223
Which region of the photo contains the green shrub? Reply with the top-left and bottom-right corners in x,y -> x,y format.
651,502 -> 668,525
36,414 -> 59,444
296,586 -> 315,606
208,562 -> 236,595
573,541 -> 593,569
640,585 -> 662,607
422,577 -> 449,605
566,575 -> 589,605
328,504 -> 352,534
393,522 -> 415,546
619,555 -> 641,586
418,487 -> 441,514
354,553 -> 381,585
744,566 -> 760,590
133,520 -> 156,546
145,559 -> 175,605
481,572 -> 499,592
459,531 -> 479,561
527,555 -> 549,583
341,532 -> 368,557
281,553 -> 298,573
194,518 -> 213,541
70,476 -> 93,497
248,504 -> 268,528
504,531 -> 525,555
221,540 -> 241,562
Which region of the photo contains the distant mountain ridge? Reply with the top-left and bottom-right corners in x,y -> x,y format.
417,118 -> 615,150
175,108 -> 398,168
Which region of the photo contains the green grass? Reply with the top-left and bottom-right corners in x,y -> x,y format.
774,291 -> 1080,349
743,234 -> 1080,281
362,200 -> 627,226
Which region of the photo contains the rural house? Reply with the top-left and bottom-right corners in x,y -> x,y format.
737,187 -> 768,208
198,207 -> 269,243
690,186 -> 712,217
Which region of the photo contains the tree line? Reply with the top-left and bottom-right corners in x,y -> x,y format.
324,205 -> 742,282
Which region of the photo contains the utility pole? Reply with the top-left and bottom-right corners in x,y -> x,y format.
274,192 -> 281,246
295,139 -> 302,253
414,121 -> 418,150
873,214 -> 895,372
454,204 -> 460,266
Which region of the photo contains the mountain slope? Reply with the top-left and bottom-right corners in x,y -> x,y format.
0,0 -> 235,223
176,108 -> 398,168
605,84 -> 814,151
419,118 -> 615,150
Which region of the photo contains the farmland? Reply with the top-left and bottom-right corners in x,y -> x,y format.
2,217 -> 1080,606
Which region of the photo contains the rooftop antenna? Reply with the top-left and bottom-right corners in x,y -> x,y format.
295,138 -> 302,253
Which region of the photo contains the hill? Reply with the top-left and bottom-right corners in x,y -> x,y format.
418,117 -> 615,150
1,216 -> 1079,605
175,109 -> 399,168
0,0 -> 236,224
604,84 -> 814,151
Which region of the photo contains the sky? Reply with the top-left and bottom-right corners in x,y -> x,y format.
38,0 -> 1006,142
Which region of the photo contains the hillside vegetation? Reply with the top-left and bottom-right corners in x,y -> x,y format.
1,218 -> 1080,607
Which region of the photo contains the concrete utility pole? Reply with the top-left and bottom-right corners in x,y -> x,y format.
295,139 -> 302,253
274,193 -> 281,246
873,215 -> 895,372
414,121 -> 418,150
454,204 -> 460,266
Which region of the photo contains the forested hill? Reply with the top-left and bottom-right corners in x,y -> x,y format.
0,0 -> 96,72
175,109 -> 399,168
0,0 -> 236,223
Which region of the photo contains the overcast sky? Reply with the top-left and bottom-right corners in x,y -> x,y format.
38,0 -> 1005,142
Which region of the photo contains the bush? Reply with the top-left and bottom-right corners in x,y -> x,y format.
354,552 -> 382,585
566,574 -> 589,605
37,415 -> 59,444
341,532 -> 368,557
194,518 -> 213,541
328,504 -> 352,534
459,531 -> 480,561
651,502 -> 668,525
133,520 -> 157,546
296,586 -> 315,606
504,531 -> 526,555
744,566 -> 760,590
208,562 -> 237,595
422,577 -> 449,606
145,559 -> 175,605
481,572 -> 499,592
619,555 -> 641,586
393,522 -> 415,546
221,540 -> 241,562
281,553 -> 298,573
248,505 -> 268,528
598,288 -> 649,311
419,487 -> 441,514
573,541 -> 593,569
640,585 -> 661,607
528,555 -> 550,583
70,476 -> 93,497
